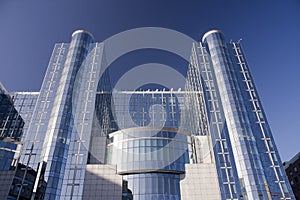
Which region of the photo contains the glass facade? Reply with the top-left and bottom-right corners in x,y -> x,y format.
123,173 -> 181,200
0,84 -> 24,141
1,30 -> 295,200
10,92 -> 39,138
104,91 -> 191,200
0,84 -> 26,199
199,30 -> 293,199
186,41 -> 242,199
0,83 -> 24,171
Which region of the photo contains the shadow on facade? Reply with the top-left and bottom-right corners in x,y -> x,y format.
82,164 -> 132,200
8,163 -> 46,200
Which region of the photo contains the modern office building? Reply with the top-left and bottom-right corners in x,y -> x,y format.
2,29 -> 295,199
284,152 -> 300,199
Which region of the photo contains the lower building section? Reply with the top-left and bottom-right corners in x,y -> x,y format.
180,164 -> 221,200
81,133 -> 220,200
83,165 -> 122,200
124,173 -> 181,200
81,165 -> 222,200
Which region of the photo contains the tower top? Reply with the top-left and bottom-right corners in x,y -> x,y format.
72,30 -> 95,40
202,29 -> 222,42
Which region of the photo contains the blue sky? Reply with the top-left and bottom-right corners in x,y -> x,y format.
0,0 -> 299,161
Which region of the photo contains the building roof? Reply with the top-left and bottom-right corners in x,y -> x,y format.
284,152 -> 300,169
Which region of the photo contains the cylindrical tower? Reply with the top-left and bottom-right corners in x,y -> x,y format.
32,30 -> 95,199
203,30 -> 268,199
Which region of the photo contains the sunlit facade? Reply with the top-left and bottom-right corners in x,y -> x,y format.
4,30 -> 295,200
186,30 -> 295,199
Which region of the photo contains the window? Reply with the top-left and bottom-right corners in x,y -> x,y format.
294,167 -> 298,172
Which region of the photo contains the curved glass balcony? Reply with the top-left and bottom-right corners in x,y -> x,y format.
106,127 -> 191,174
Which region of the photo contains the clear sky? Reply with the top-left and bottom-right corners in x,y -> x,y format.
0,0 -> 299,161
